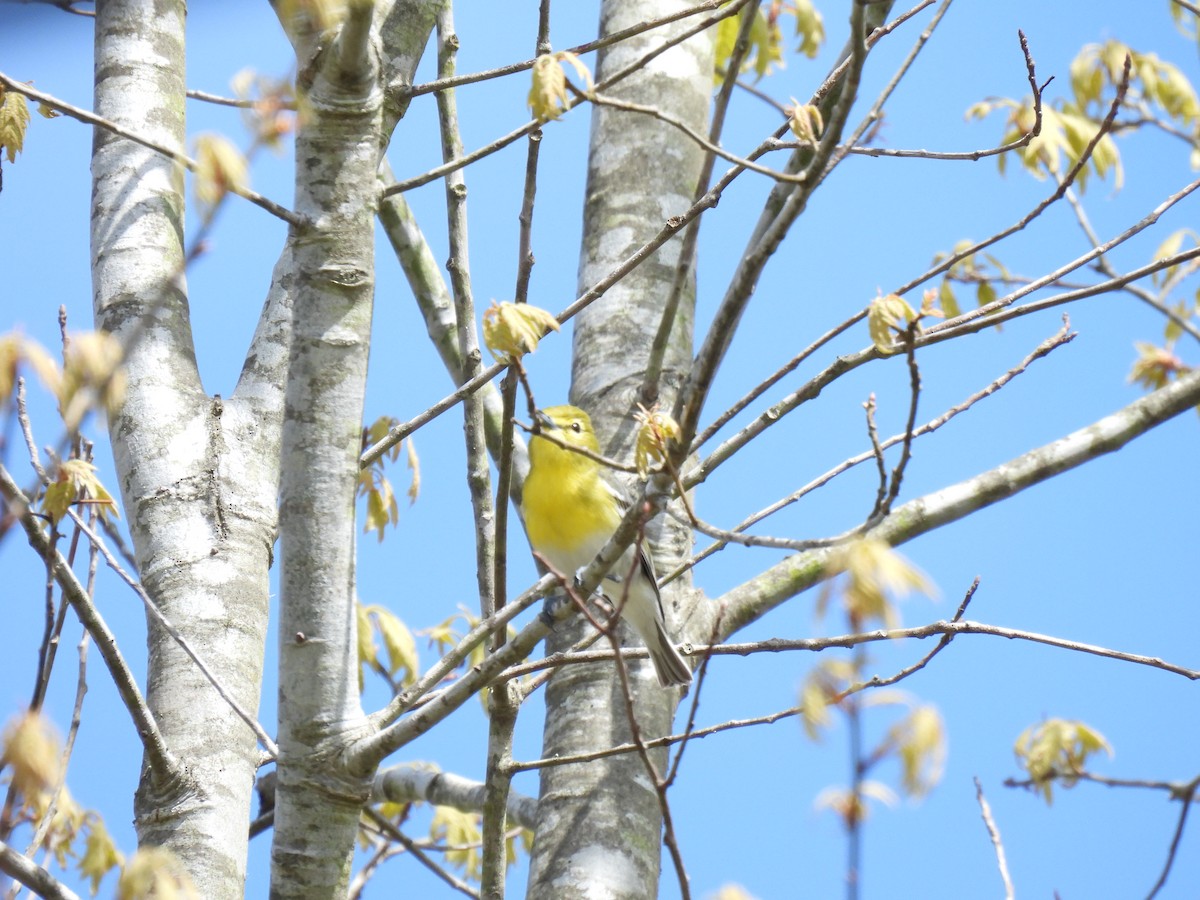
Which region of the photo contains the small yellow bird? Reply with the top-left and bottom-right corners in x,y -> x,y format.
522,405 -> 692,687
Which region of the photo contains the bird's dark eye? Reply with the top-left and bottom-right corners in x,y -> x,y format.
570,421 -> 582,433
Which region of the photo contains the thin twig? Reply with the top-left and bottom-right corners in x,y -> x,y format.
362,808 -> 481,899
64,507 -> 279,758
0,72 -> 301,226
405,0 -> 734,98
974,777 -> 1015,900
668,323 -> 1074,571
1146,776 -> 1199,899
0,462 -> 179,786
382,0 -> 754,197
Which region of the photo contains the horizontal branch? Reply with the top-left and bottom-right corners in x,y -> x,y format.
373,764 -> 538,830
718,364 -> 1200,636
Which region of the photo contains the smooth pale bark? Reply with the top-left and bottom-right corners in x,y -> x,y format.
91,1 -> 284,896
270,7 -> 384,898
526,2 -> 713,898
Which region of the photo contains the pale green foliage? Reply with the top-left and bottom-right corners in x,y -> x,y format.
59,330 -> 127,430
117,847 -> 198,900
1,710 -> 61,799
814,781 -> 897,828
0,85 -> 30,163
819,537 -> 935,628
192,132 -> 249,210
0,329 -> 126,431
867,293 -> 917,355
357,417 -> 417,541
1128,341 -> 1186,390
713,2 -> 824,84
792,0 -> 825,59
0,332 -> 60,406
527,52 -> 591,122
78,818 -> 124,896
633,403 -> 681,476
229,68 -> 298,149
1015,718 -> 1112,804
966,98 -> 1123,192
1072,40 -> 1200,130
431,805 -> 483,879
970,31 -> 1200,191
711,884 -> 763,900
359,604 -> 420,687
799,657 -> 855,740
481,300 -> 560,362
41,459 -> 119,525
931,240 -> 1012,323
714,7 -> 784,82
2,711 -> 124,894
1150,228 -> 1200,289
787,100 -> 824,143
884,704 -> 947,798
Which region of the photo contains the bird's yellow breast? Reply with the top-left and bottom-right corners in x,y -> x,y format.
522,435 -> 620,568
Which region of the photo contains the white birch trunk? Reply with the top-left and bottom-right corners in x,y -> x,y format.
269,10 -> 383,897
90,1 -> 285,896
526,2 -> 713,897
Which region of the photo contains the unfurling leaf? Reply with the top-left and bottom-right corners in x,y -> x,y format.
815,781 -> 897,827
431,806 -> 483,879
1128,341 -> 1184,391
193,132 -> 249,209
793,0 -> 826,59
787,100 -> 824,143
117,846 -> 199,900
362,416 -> 401,463
59,330 -> 126,429
528,51 -> 592,122
41,459 -> 119,524
1150,228 -> 1199,287
825,537 -> 935,629
799,671 -> 833,740
79,817 -> 124,895
867,293 -> 917,354
0,333 -> 61,403
367,604 -> 419,686
714,7 -> 785,83
0,87 -> 30,163
886,705 -> 946,798
230,68 -> 297,150
1014,718 -> 1112,805
482,300 -> 560,362
1,710 -> 62,800
633,404 -> 681,476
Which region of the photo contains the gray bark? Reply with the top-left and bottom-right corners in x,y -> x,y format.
526,1 -> 713,897
90,0 -> 284,896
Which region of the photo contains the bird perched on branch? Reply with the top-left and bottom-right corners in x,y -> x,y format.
521,405 -> 692,688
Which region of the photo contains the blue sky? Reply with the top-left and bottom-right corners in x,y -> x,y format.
2,1 -> 1199,898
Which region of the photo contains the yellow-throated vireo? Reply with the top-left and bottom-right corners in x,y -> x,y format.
521,405 -> 692,687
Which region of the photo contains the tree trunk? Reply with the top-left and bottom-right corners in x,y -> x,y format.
526,1 -> 713,897
91,1 -> 283,895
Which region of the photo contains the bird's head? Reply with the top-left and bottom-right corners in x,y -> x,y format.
533,405 -> 600,453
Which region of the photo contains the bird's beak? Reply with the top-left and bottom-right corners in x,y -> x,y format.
533,409 -> 554,433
